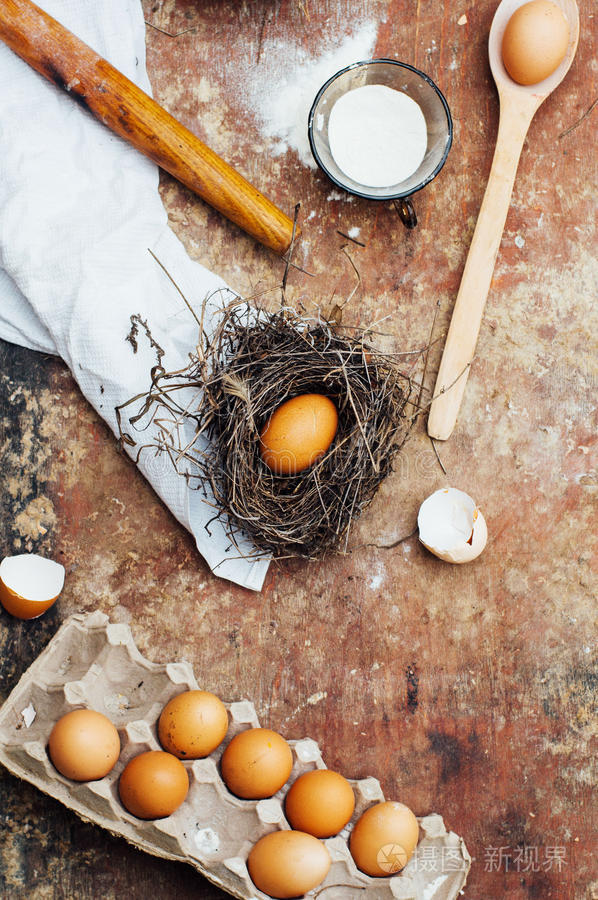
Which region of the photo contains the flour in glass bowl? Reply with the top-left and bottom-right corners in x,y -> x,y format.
328,84 -> 427,188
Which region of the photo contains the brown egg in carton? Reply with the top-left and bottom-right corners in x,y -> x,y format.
0,612 -> 471,899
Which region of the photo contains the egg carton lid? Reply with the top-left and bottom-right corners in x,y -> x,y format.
0,612 -> 471,899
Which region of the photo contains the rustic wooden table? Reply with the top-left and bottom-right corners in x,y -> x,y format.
0,1 -> 596,898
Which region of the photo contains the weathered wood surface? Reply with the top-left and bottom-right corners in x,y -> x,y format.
0,1 -> 596,898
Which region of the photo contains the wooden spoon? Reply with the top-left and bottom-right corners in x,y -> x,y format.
427,0 -> 580,440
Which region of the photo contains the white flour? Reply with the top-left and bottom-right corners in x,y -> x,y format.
328,84 -> 427,188
242,24 -> 378,167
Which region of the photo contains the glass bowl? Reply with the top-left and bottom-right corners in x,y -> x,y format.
308,58 -> 453,226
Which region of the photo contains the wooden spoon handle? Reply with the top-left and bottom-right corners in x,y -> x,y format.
0,0 -> 297,255
427,101 -> 534,440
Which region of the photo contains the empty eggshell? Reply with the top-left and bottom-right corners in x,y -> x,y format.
0,554 -> 65,619
418,488 -> 488,564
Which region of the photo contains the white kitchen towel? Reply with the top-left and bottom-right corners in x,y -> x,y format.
0,0 -> 270,591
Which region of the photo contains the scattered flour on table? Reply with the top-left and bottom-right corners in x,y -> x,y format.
307,691 -> 327,705
241,24 -> 378,167
368,561 -> 386,591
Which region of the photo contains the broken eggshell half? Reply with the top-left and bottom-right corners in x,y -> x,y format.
0,554 -> 65,619
417,488 -> 487,564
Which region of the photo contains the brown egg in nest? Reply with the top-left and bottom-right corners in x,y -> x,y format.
260,393 -> 338,476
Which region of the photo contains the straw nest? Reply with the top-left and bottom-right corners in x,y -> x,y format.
118,299 -> 415,560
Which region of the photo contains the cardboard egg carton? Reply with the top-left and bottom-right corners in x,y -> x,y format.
0,612 -> 470,899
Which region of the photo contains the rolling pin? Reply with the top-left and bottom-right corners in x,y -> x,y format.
0,0 -> 297,255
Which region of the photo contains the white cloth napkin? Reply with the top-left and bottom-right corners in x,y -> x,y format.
0,0 -> 270,591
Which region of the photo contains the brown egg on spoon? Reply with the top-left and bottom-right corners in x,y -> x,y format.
501,0 -> 569,85
427,0 -> 578,440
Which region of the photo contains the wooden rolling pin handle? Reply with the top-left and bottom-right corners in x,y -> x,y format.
427,100 -> 534,440
0,0 -> 297,256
